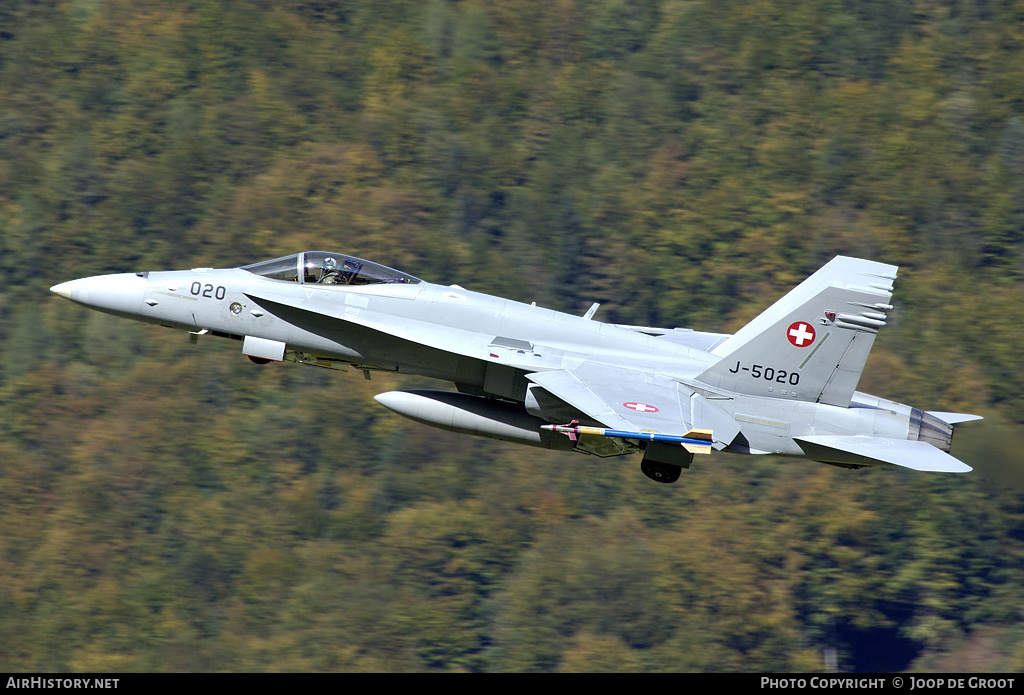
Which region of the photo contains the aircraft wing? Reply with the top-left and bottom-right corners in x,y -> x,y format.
794,435 -> 972,472
527,363 -> 740,449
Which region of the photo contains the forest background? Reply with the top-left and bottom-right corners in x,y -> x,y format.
2,0 -> 1024,673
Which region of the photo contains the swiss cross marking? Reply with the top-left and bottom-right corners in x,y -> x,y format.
787,321 -> 815,347
623,402 -> 659,413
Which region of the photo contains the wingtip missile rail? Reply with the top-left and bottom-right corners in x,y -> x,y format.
540,421 -> 715,455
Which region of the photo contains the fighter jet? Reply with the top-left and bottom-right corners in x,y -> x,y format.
51,252 -> 980,483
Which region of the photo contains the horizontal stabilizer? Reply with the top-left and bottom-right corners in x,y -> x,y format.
795,435 -> 972,473
926,411 -> 984,426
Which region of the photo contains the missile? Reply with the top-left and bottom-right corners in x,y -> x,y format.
540,421 -> 715,455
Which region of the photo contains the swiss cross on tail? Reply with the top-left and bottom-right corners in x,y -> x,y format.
787,321 -> 815,347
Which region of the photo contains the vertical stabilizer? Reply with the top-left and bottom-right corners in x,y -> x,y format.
695,257 -> 897,407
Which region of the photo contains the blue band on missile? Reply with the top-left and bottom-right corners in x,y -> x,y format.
598,429 -> 708,446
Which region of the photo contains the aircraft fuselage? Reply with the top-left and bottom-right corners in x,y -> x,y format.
51,252 -> 979,480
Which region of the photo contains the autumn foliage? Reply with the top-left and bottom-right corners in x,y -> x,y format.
2,0 -> 1024,672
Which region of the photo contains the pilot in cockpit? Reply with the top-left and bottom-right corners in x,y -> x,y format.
317,256 -> 362,284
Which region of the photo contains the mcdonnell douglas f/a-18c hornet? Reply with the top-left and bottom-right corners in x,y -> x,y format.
52,252 -> 980,483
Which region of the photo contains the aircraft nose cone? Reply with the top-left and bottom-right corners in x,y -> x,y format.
50,281 -> 75,299
50,273 -> 146,318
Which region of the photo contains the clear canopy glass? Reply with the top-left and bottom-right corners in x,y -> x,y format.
242,252 -> 420,286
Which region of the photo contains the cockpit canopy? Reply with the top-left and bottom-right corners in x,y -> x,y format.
242,252 -> 420,286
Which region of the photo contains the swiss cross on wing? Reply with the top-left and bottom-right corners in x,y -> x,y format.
623,402 -> 659,413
